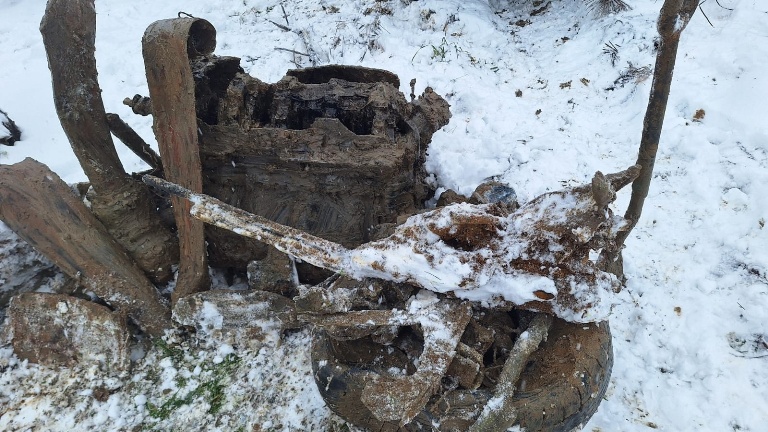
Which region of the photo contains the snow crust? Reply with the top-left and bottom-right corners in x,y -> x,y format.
346,197 -> 617,322
1,0 -> 767,430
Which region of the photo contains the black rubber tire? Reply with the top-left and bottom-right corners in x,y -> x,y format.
311,318 -> 613,432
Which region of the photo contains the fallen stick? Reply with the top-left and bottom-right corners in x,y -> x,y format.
143,174 -> 349,273
274,47 -> 309,56
268,19 -> 291,32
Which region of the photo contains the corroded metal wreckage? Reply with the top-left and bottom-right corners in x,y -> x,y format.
146,165 -> 637,426
146,164 -> 639,324
0,6 -> 625,427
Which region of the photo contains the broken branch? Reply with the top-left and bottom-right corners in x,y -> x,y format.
143,174 -> 350,273
274,47 -> 309,56
268,19 -> 291,32
280,2 -> 289,26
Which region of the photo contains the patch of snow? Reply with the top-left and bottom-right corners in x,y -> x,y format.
198,301 -> 224,332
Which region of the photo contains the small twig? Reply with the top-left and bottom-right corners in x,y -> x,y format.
442,13 -> 459,34
267,4 -> 318,66
280,2 -> 289,27
411,45 -> 427,63
178,11 -> 195,18
296,29 -> 319,67
274,47 -> 309,56
268,19 -> 291,32
730,353 -> 768,359
715,0 -> 734,11
603,41 -> 621,67
699,4 -> 715,27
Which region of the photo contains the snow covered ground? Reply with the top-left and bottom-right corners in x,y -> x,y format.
1,0 -> 767,430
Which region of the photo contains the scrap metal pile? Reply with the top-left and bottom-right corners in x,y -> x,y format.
146,162 -> 637,429
0,6 -> 632,429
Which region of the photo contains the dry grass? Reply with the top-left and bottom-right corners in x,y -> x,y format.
586,0 -> 632,16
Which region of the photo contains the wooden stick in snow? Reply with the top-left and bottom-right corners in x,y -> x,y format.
40,0 -> 178,285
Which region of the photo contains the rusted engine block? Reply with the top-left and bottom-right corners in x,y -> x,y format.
189,61 -> 451,272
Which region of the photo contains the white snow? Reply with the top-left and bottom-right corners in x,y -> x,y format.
1,0 -> 767,431
198,300 -> 224,332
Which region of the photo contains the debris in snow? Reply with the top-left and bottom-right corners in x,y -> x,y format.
727,332 -> 768,359
612,62 -> 652,88
173,289 -> 300,349
2,0 -> 768,430
4,293 -> 129,371
469,313 -> 552,431
358,298 -> 472,425
146,164 -> 640,323
141,163 -> 640,427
